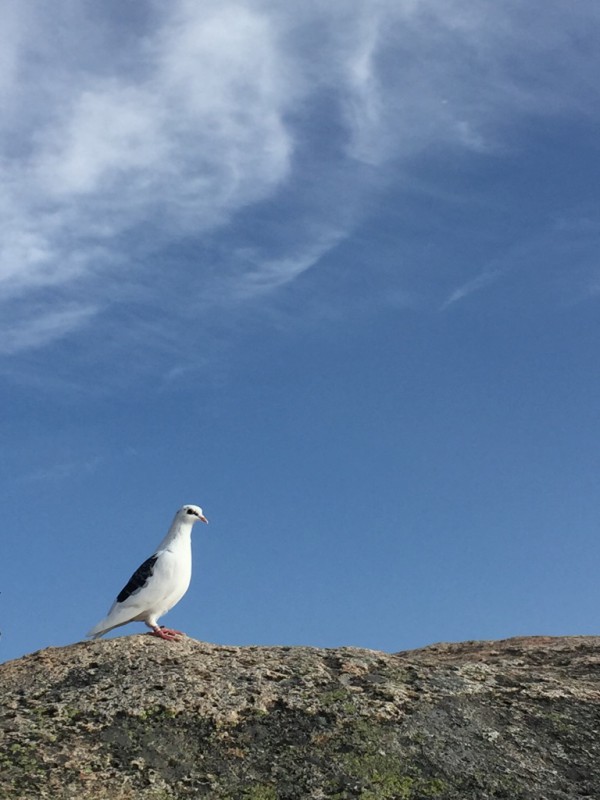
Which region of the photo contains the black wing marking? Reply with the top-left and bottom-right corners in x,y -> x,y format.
116,554 -> 159,604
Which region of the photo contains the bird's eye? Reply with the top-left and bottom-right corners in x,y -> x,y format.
186,509 -> 195,515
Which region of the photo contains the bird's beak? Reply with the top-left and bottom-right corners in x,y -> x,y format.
198,514 -> 209,524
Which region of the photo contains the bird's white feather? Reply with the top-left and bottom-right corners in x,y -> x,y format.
87,504 -> 206,638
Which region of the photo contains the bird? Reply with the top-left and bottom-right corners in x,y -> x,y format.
87,504 -> 208,641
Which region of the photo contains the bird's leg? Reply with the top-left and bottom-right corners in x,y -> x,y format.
148,625 -> 181,641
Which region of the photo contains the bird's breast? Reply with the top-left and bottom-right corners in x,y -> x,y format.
153,542 -> 193,610
157,544 -> 192,583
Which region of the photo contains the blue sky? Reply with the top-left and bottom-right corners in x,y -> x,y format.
2,0 -> 600,663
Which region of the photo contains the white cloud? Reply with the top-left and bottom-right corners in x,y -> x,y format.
227,230 -> 347,301
334,0 -> 600,164
442,214 -> 600,309
1,0 -> 599,359
442,270 -> 504,310
16,455 -> 103,485
0,0 -> 296,352
0,304 -> 97,356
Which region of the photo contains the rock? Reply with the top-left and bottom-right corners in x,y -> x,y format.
1,635 -> 599,799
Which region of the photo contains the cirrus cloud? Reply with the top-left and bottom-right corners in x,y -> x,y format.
1,0 -> 599,360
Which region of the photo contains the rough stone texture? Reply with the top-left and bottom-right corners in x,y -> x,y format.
1,635 -> 600,799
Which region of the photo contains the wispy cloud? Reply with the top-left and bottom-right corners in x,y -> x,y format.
1,1 -> 296,353
336,0 -> 600,164
0,304 -> 98,356
441,214 -> 600,309
1,1 -> 599,362
226,231 -> 347,302
17,455 -> 104,485
441,270 -> 504,310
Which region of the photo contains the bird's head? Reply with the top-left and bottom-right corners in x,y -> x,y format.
179,504 -> 209,524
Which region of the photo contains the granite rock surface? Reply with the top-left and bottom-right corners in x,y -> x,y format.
1,635 -> 599,799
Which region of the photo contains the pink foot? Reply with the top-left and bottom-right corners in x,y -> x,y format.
161,626 -> 184,636
148,626 -> 184,641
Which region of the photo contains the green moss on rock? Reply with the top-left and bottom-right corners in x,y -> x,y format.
2,636 -> 600,798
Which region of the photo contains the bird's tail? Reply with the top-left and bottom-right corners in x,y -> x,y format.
86,619 -> 109,639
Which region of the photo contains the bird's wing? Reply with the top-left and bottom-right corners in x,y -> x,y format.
87,553 -> 160,637
116,554 -> 159,604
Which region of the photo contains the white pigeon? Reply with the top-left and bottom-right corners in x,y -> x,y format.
87,504 -> 208,641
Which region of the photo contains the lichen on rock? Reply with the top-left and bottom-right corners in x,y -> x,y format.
1,635 -> 600,798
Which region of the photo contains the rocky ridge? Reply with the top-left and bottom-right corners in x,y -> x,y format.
1,635 -> 600,799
